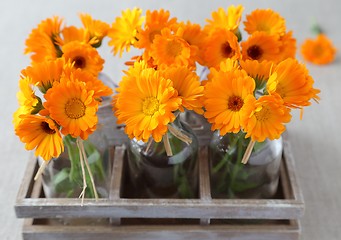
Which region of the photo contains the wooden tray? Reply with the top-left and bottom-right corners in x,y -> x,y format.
15,132 -> 304,240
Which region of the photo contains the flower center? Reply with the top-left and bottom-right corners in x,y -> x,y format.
313,45 -> 324,57
166,39 -> 183,57
247,45 -> 263,60
73,56 -> 86,69
65,98 -> 86,119
221,42 -> 234,58
254,106 -> 271,121
149,30 -> 161,43
228,95 -> 244,112
40,121 -> 56,134
142,97 -> 159,116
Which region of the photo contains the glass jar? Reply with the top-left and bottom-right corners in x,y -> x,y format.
39,130 -> 111,199
209,131 -> 282,199
126,117 -> 199,199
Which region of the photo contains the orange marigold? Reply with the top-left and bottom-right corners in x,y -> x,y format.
62,41 -> 104,76
108,8 -> 144,57
15,115 -> 64,161
205,5 -> 244,35
202,28 -> 241,69
301,34 -> 337,65
203,70 -> 255,135
136,9 -> 177,51
150,28 -> 192,68
114,68 -> 181,142
244,9 -> 286,36
241,32 -> 282,63
267,58 -> 320,108
242,94 -> 291,142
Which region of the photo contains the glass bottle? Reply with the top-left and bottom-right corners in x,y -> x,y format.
126,117 -> 199,199
209,131 -> 282,199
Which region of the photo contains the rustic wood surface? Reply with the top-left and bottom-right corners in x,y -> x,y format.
1,0 -> 340,239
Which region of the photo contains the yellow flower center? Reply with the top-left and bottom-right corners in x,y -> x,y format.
142,97 -> 159,116
166,39 -> 183,57
40,122 -> 56,134
65,98 -> 86,119
221,42 -> 234,58
247,45 -> 263,60
228,95 -> 244,112
254,106 -> 271,121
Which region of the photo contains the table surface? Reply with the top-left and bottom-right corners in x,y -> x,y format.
1,0 -> 340,239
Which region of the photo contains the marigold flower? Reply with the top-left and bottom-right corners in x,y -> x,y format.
15,115 -> 64,161
266,58 -> 320,108
13,78 -> 39,127
43,78 -> 99,139
203,70 -> 255,135
21,58 -> 65,93
80,13 -> 109,47
202,28 -> 241,69
25,30 -> 59,63
279,31 -> 297,61
25,16 -> 63,63
136,9 -> 177,51
150,28 -> 192,68
240,59 -> 274,89
242,94 -> 292,142
160,66 -> 204,114
244,9 -> 286,36
56,26 -> 92,46
114,68 -> 181,142
108,8 -> 144,57
62,41 -> 104,76
301,34 -> 337,65
175,21 -> 207,65
241,32 -> 282,62
205,5 -> 244,33
63,66 -> 113,100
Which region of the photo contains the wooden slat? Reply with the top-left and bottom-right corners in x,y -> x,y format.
22,220 -> 300,240
198,146 -> 211,225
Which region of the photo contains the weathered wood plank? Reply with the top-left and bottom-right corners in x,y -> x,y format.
22,220 -> 300,240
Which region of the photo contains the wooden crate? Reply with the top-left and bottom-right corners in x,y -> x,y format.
15,130 -> 304,240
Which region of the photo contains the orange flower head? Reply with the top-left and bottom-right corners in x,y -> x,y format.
150,28 -> 192,68
56,26 -> 92,46
13,77 -> 40,127
203,70 -> 255,135
202,28 -> 241,69
266,58 -> 320,109
80,13 -> 110,47
136,9 -> 177,51
21,58 -> 65,93
108,8 -> 144,57
62,41 -> 104,76
175,21 -> 207,65
240,59 -> 274,90
160,66 -> 204,114
62,66 -> 113,100
241,32 -> 282,63
242,94 -> 291,142
25,16 -> 63,63
279,31 -> 297,61
205,5 -> 244,33
301,34 -> 337,65
15,115 -> 64,161
43,77 -> 99,139
244,9 -> 286,36
114,68 -> 181,142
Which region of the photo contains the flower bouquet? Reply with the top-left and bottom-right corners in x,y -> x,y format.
14,5 -> 320,203
14,15 -> 113,203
